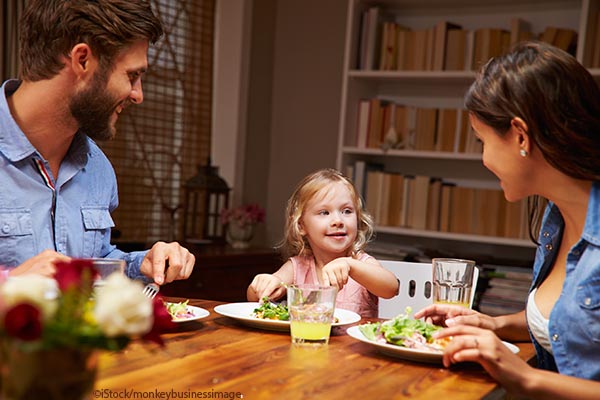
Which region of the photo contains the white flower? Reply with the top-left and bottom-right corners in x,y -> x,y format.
93,274 -> 153,337
1,275 -> 59,319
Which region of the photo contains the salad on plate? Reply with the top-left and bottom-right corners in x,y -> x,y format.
358,307 -> 450,353
165,300 -> 196,320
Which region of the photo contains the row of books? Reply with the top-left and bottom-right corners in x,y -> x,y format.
358,6 -> 578,71
477,264 -> 533,316
348,163 -> 529,239
355,99 -> 481,154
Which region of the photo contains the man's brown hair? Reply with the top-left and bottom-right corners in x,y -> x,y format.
19,0 -> 164,81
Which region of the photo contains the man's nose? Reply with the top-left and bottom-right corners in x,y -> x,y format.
130,80 -> 144,104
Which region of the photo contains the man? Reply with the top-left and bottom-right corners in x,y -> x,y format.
0,0 -> 195,284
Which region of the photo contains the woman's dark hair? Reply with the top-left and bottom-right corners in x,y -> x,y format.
19,0 -> 164,81
465,41 -> 600,241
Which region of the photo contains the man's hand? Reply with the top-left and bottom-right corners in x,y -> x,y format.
10,250 -> 71,278
140,241 -> 195,284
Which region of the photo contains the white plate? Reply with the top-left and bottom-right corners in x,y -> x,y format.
213,302 -> 361,332
347,325 -> 520,364
167,304 -> 210,323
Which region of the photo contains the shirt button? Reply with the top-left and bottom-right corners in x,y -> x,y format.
543,231 -> 550,237
1,224 -> 10,234
545,244 -> 553,251
552,334 -> 559,341
584,297 -> 592,306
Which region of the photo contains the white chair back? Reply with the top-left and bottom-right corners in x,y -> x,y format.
378,260 -> 479,319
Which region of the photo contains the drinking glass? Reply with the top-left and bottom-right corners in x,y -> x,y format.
287,285 -> 337,346
432,258 -> 475,308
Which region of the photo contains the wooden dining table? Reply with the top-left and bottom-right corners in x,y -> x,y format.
95,298 -> 536,400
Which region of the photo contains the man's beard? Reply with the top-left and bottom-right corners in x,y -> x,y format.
69,71 -> 124,142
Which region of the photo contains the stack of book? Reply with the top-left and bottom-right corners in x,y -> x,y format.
478,264 -> 533,316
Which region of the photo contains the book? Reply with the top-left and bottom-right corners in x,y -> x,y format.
366,98 -> 383,148
553,28 -> 577,55
355,99 -> 370,148
408,175 -> 431,230
426,177 -> 443,231
433,21 -> 462,70
435,108 -> 458,152
414,107 -> 437,151
387,173 -> 405,227
444,29 -> 467,70
438,182 -> 455,232
510,17 -> 532,46
365,170 -> 385,224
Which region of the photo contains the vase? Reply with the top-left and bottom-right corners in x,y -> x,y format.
0,344 -> 98,400
226,222 -> 254,249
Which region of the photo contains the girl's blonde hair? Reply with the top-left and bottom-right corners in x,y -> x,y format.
280,168 -> 374,259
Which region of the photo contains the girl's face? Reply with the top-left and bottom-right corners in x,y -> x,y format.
470,115 -> 531,202
299,181 -> 358,259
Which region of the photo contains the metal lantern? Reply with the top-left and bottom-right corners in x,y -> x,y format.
182,160 -> 230,242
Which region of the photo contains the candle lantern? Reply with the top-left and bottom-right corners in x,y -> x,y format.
182,160 -> 230,242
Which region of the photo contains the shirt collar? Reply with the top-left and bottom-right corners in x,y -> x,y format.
582,181 -> 600,246
0,79 -> 92,167
0,79 -> 38,162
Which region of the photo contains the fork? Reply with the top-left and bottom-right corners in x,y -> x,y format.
142,282 -> 160,299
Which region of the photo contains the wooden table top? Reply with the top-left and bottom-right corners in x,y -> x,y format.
95,298 -> 536,400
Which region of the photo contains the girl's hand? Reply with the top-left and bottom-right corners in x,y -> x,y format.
321,257 -> 351,290
414,303 -> 499,331
434,325 -> 533,394
248,274 -> 286,301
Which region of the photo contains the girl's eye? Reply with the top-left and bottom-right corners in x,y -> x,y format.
319,210 -> 329,216
343,208 -> 354,215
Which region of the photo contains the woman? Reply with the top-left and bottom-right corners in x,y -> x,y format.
414,41 -> 600,399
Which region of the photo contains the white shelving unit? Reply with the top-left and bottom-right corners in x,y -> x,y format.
336,0 -> 600,262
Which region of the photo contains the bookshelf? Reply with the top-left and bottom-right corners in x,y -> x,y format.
336,0 -> 600,263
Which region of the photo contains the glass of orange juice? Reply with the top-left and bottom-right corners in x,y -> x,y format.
432,258 -> 476,308
287,285 -> 337,347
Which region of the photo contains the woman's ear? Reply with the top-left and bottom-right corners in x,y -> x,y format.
511,117 -> 530,156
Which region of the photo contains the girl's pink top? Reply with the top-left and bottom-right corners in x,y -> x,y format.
290,252 -> 378,318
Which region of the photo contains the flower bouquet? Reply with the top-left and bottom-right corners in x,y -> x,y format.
0,259 -> 174,400
219,203 -> 266,228
220,204 -> 266,249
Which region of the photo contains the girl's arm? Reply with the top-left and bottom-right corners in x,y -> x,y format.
246,260 -> 294,301
347,257 -> 399,298
322,256 -> 398,298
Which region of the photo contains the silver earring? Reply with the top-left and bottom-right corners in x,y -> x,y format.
519,149 -> 527,157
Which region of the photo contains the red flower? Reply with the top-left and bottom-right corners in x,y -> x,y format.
142,296 -> 175,346
54,259 -> 97,292
4,303 -> 43,341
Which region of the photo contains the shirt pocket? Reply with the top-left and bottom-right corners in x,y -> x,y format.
576,276 -> 600,343
0,209 -> 34,266
81,207 -> 115,258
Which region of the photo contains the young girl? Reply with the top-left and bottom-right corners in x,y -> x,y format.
247,168 -> 398,317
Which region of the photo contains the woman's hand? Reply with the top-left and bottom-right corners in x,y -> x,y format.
435,325 -> 534,394
414,303 -> 499,331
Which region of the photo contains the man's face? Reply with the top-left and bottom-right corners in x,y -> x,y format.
69,40 -> 149,141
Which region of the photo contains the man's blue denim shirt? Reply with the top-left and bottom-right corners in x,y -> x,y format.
0,79 -> 148,280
